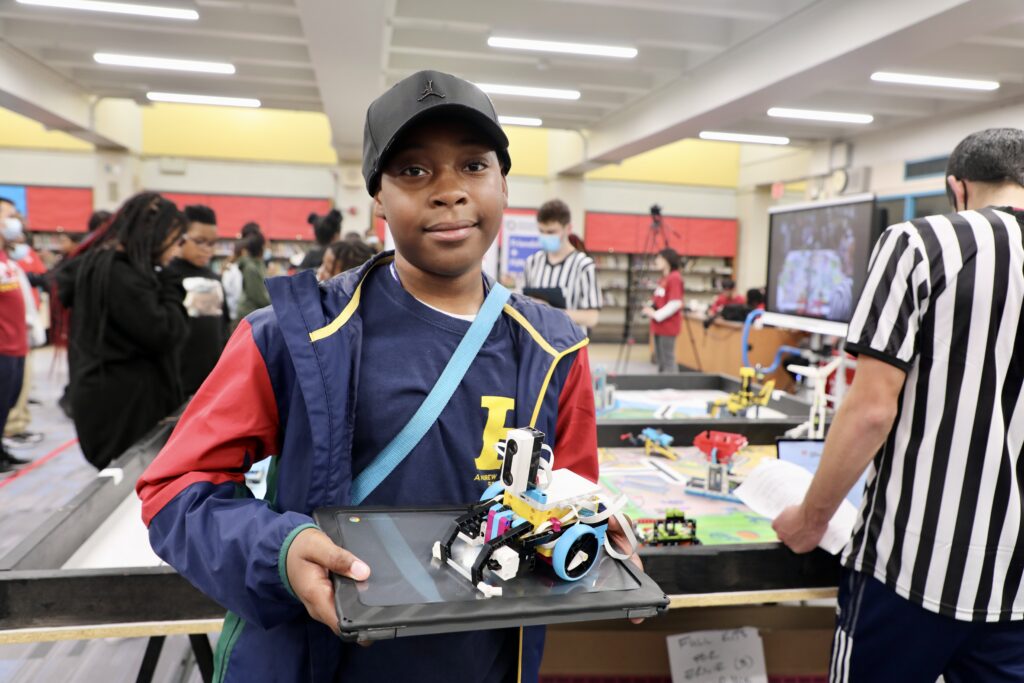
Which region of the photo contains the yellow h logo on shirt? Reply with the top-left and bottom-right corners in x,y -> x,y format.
475,396 -> 515,472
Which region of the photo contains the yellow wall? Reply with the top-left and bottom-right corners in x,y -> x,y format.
585,138 -> 740,188
142,105 -> 553,174
0,107 -> 94,152
503,126 -> 548,177
142,103 -> 338,165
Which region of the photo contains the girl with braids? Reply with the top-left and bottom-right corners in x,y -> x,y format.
57,192 -> 190,469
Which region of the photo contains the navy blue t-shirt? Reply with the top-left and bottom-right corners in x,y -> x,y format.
340,265 -> 522,682
351,264 -> 521,504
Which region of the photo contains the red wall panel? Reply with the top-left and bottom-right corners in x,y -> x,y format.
160,192 -> 331,240
24,186 -> 94,233
585,211 -> 737,257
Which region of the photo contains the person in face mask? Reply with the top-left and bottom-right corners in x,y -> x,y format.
0,207 -> 45,451
0,198 -> 33,469
521,199 -> 601,331
2,217 -> 46,285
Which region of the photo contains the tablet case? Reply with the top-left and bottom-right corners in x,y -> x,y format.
523,287 -> 567,309
313,505 -> 669,641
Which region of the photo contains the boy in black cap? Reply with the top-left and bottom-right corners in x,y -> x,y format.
139,71 -> 615,682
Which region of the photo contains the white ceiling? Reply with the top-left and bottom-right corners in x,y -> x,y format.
2,0 -> 1024,166
0,0 -> 319,111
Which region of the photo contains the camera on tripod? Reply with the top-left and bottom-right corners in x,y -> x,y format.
649,204 -> 662,222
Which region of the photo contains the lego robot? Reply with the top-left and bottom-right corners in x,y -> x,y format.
637,509 -> 700,547
707,367 -> 776,418
432,427 -> 636,597
685,430 -> 748,502
620,427 -> 678,461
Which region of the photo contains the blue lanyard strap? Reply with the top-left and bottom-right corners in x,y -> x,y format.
350,282 -> 511,504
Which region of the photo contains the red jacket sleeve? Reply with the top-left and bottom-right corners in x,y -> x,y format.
137,319 -> 280,525
553,346 -> 599,483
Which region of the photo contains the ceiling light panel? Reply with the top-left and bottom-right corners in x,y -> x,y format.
870,71 -> 999,91
498,116 -> 543,127
488,36 -> 637,59
699,131 -> 790,145
767,107 -> 873,124
147,92 -> 260,107
16,0 -> 198,20
94,52 -> 234,74
475,83 -> 580,100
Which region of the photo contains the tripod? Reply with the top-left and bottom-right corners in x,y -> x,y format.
614,207 -> 703,374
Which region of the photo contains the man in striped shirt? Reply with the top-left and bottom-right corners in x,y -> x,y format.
773,128 -> 1024,683
523,199 -> 601,330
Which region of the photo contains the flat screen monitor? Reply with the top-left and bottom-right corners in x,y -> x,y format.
766,194 -> 878,324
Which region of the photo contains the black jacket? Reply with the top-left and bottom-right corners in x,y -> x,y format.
58,250 -> 188,469
297,246 -> 325,271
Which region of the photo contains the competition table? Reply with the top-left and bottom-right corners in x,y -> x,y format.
596,372 -> 820,445
0,410 -> 839,679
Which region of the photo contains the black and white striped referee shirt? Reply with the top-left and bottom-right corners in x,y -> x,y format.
843,207 -> 1024,622
522,250 -> 602,311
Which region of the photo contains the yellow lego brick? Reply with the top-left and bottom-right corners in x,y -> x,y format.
502,491 -> 571,529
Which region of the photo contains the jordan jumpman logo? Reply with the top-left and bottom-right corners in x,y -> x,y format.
418,80 -> 446,101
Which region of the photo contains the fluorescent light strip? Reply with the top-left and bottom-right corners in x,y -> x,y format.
476,83 -> 580,100
700,131 -> 790,145
16,0 -> 197,20
147,92 -> 260,108
95,52 -> 234,74
871,71 -> 999,91
488,36 -> 637,59
767,107 -> 873,124
498,116 -> 543,127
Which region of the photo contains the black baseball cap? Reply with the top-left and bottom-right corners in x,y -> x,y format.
362,70 -> 512,196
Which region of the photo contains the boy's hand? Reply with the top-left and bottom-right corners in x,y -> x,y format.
606,515 -> 645,625
641,306 -> 656,318
286,527 -> 371,635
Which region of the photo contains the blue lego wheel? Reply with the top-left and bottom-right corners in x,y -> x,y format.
480,481 -> 505,502
552,524 -> 600,581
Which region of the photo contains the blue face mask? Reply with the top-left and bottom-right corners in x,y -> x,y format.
2,218 -> 23,242
10,243 -> 29,261
263,248 -> 272,261
538,234 -> 562,253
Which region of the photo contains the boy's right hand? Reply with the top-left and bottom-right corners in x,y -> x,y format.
286,527 -> 371,635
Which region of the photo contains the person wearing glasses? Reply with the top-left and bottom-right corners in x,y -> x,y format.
165,205 -> 231,397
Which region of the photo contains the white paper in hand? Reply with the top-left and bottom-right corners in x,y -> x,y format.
667,627 -> 767,683
734,459 -> 858,554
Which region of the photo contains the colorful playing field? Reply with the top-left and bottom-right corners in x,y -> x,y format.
598,445 -> 780,546
600,389 -> 788,421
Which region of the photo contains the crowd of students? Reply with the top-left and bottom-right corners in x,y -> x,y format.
0,193 -> 379,472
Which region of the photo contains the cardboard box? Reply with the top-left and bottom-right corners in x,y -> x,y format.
540,604 -> 834,681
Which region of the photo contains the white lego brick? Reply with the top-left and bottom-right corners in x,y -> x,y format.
544,469 -> 602,504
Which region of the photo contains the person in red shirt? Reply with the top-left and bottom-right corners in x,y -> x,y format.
1,215 -> 45,448
0,201 -> 30,472
708,278 -> 746,317
642,248 -> 684,374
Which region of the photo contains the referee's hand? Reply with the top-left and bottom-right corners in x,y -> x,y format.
772,504 -> 827,554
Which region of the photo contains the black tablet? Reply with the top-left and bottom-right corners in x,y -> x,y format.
523,287 -> 567,309
313,505 -> 669,642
